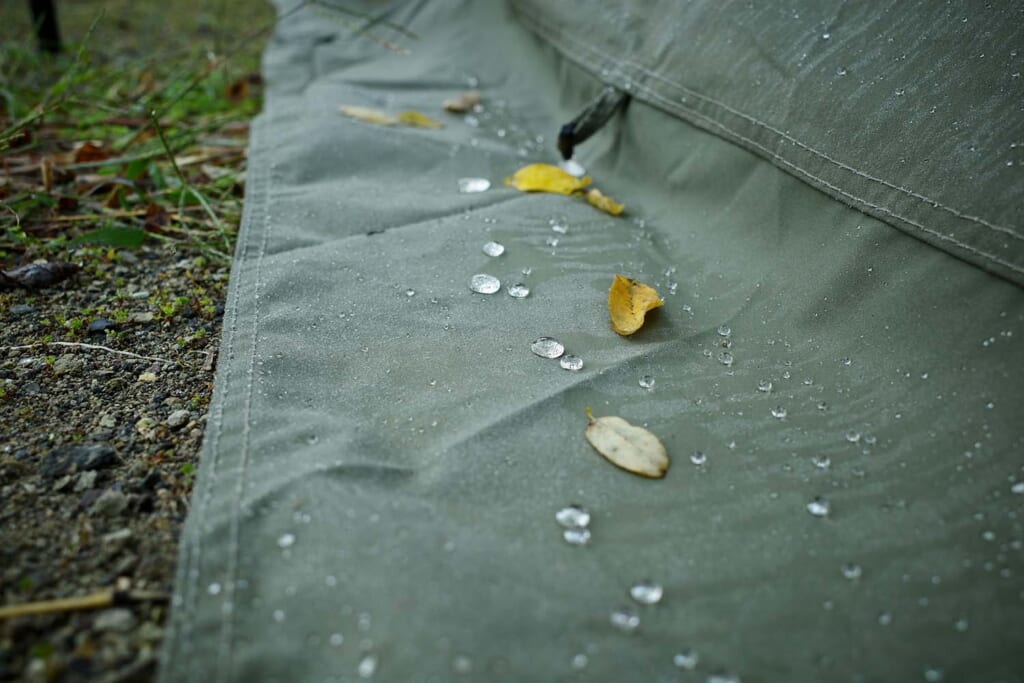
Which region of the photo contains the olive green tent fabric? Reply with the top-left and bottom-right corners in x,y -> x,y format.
159,1 -> 1024,682
511,0 -> 1024,286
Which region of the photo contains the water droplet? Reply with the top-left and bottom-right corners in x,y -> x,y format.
782,370 -> 791,379
508,283 -> 530,298
845,430 -> 862,443
841,563 -> 862,580
1011,482 -> 1024,494
521,267 -> 532,276
277,533 -> 295,548
717,324 -> 731,337
545,236 -> 560,247
457,177 -> 490,193
329,633 -> 344,647
358,654 -> 378,678
817,401 -> 828,411
563,527 -> 592,546
207,582 -> 222,595
610,605 -> 640,632
404,288 -> 415,297
954,618 -> 969,632
452,655 -> 473,674
556,505 -> 590,528
841,357 -> 852,366
863,434 -> 877,446
273,609 -> 285,622
837,66 -> 848,76
469,273 -> 501,294
550,222 -> 568,234
560,159 -> 587,177
877,611 -> 893,626
482,241 -> 505,257
707,674 -> 742,683
531,336 -> 564,358
771,406 -> 787,419
639,375 -> 655,389
690,451 -> 707,465
807,497 -> 831,517
560,354 -> 584,371
673,649 -> 699,670
630,580 -> 664,605
718,351 -> 734,366
812,455 -> 831,469
923,667 -> 944,682
571,653 -> 589,670
757,379 -> 773,393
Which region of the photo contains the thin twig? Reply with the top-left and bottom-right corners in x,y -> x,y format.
0,590 -> 169,620
2,342 -> 174,365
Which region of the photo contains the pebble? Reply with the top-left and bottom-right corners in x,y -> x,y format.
90,489 -> 128,518
39,443 -> 117,479
87,317 -> 114,334
137,372 -> 158,383
93,608 -> 137,633
166,409 -> 190,429
102,528 -> 133,545
52,355 -> 85,376
74,470 -> 98,492
9,304 -> 36,316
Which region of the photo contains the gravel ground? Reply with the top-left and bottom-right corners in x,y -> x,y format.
0,245 -> 230,681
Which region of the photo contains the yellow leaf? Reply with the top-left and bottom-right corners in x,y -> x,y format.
585,409 -> 669,478
338,105 -> 398,126
397,110 -> 445,129
608,274 -> 664,336
504,163 -> 592,195
585,188 -> 625,216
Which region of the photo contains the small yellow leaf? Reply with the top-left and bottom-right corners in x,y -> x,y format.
505,163 -> 592,195
608,274 -> 664,336
442,90 -> 481,113
338,105 -> 398,126
585,411 -> 669,478
397,110 -> 445,129
585,188 -> 625,216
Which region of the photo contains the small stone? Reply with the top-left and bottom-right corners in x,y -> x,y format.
129,290 -> 150,300
74,470 -> 98,492
87,317 -> 114,334
98,413 -> 117,429
52,475 -> 73,492
129,312 -> 155,323
102,528 -> 133,545
9,304 -> 36,316
135,417 -> 157,435
90,489 -> 128,518
93,608 -> 137,633
166,409 -> 190,429
52,355 -> 85,376
137,372 -> 158,383
39,443 -> 117,479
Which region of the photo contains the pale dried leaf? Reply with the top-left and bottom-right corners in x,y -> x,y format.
608,274 -> 664,336
442,90 -> 481,113
338,105 -> 398,126
504,163 -> 592,195
584,409 -> 669,478
585,188 -> 625,216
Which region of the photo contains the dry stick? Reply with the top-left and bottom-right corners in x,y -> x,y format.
0,589 -> 169,620
1,342 -> 174,365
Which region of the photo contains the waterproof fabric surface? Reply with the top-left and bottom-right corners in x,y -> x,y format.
159,2 -> 1024,682
511,0 -> 1024,285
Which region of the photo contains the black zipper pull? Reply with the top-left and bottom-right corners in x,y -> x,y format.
557,86 -> 628,160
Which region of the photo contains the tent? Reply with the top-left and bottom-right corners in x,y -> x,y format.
159,1 -> 1024,681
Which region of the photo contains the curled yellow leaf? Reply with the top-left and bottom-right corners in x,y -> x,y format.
608,274 -> 664,335
338,105 -> 398,126
504,163 -> 592,195
585,408 -> 669,478
585,188 -> 625,216
397,110 -> 445,129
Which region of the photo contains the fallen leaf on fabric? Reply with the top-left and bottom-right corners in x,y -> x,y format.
585,188 -> 625,216
397,110 -> 444,129
584,407 -> 669,478
338,105 -> 398,126
608,274 -> 663,335
442,90 -> 481,113
505,163 -> 592,195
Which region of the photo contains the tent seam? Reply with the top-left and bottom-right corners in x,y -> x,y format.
510,2 -> 1021,243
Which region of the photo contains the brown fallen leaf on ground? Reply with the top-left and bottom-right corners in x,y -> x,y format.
0,262 -> 79,292
584,407 -> 669,478
442,90 -> 481,113
608,274 -> 663,335
504,163 -> 592,195
585,188 -> 625,216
